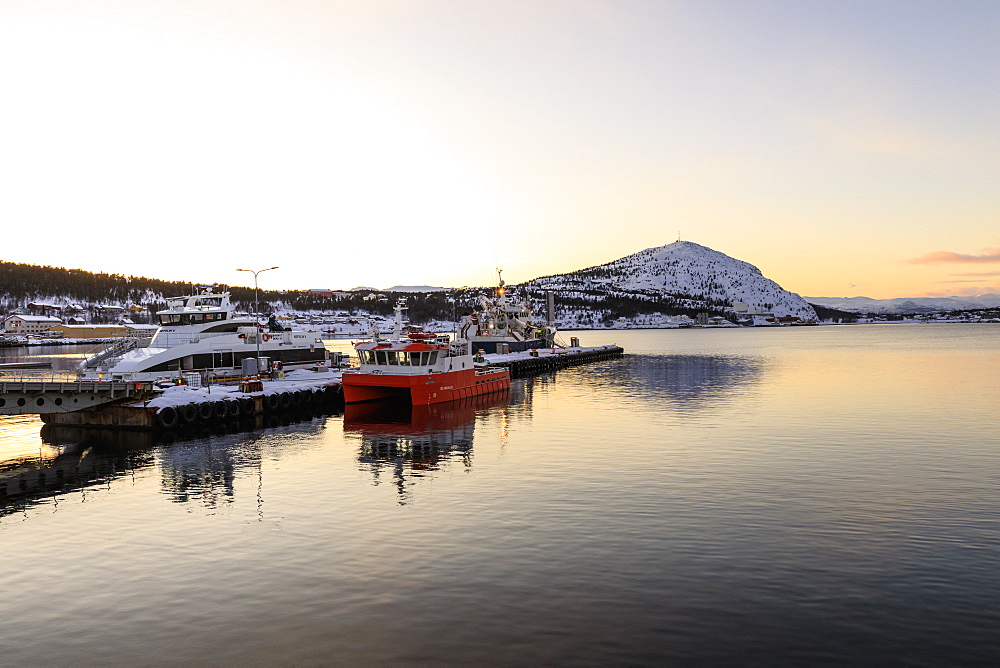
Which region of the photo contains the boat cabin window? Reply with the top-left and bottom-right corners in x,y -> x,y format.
158,312 -> 227,326
362,349 -> 438,366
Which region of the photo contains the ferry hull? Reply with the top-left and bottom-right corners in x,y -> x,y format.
342,368 -> 510,405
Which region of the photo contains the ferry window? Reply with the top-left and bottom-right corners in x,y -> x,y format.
361,350 -> 375,364
375,350 -> 387,365
428,351 -> 438,365
203,323 -> 241,334
397,352 -> 409,366
419,352 -> 429,365
386,351 -> 399,365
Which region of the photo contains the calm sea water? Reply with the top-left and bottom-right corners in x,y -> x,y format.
1,324 -> 998,665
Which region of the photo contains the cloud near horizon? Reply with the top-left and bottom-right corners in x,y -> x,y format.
907,248 -> 1000,264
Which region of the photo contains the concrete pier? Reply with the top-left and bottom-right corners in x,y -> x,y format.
488,345 -> 624,378
0,380 -> 155,415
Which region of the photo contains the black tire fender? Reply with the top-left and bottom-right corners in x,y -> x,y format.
156,405 -> 179,429
180,404 -> 198,424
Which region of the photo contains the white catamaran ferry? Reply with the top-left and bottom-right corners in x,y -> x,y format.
79,286 -> 329,381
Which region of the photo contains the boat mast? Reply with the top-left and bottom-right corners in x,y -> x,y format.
496,267 -> 507,312
391,300 -> 408,341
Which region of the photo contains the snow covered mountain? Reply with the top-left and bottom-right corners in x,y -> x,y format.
526,241 -> 817,320
384,285 -> 448,293
805,294 -> 1000,314
349,285 -> 446,293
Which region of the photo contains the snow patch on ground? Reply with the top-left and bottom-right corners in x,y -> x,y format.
142,370 -> 342,410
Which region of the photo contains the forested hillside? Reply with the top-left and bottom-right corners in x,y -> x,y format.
0,260 -> 477,323
2,248 -> 830,327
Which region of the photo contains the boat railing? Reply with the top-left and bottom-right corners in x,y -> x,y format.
79,334 -> 146,370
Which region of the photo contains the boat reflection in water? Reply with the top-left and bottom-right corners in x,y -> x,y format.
344,391 -> 511,504
1,406 -> 337,517
0,427 -> 156,517
2,354 -> 765,516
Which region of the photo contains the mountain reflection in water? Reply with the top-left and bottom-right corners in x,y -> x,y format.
574,353 -> 768,408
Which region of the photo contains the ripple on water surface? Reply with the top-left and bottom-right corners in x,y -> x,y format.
1,325 -> 999,664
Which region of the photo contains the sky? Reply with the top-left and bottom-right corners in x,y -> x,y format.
1,0 -> 997,299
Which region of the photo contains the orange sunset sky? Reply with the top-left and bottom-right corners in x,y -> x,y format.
2,1 -> 997,299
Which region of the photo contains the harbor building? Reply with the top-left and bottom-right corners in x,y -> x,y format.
3,314 -> 62,334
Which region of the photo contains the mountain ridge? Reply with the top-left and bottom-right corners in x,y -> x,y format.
806,294 -> 1000,313
525,241 -> 817,321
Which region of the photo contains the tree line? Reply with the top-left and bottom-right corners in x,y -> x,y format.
2,260 -> 783,324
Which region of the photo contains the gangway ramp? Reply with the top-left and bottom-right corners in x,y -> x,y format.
0,380 -> 154,415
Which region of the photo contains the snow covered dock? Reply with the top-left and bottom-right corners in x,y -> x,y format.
41,369 -> 344,430
486,345 -> 624,377
36,345 -> 623,430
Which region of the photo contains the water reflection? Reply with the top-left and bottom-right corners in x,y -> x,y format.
0,431 -> 155,517
576,354 -> 770,408
345,391 -> 511,504
2,352 -> 767,515
0,344 -> 92,381
1,404 -> 340,516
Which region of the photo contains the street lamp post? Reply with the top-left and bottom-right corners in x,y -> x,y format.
237,266 -> 278,376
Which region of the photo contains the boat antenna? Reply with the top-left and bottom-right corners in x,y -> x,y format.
450,290 -> 457,338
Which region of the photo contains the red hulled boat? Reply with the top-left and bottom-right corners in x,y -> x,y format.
342,302 -> 511,405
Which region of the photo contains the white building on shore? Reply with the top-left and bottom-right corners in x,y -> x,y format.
3,314 -> 62,334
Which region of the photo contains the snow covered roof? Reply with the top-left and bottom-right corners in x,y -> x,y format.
4,314 -> 62,323
53,324 -> 127,330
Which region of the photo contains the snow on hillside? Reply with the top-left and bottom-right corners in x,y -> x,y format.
806,294 -> 1000,314
528,241 -> 817,320
383,285 -> 447,293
